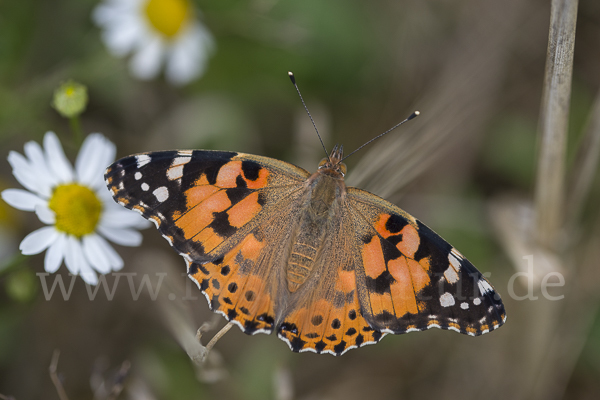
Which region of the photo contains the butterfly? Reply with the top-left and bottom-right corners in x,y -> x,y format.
105,141 -> 506,355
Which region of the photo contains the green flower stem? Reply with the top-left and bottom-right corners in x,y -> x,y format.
69,116 -> 83,145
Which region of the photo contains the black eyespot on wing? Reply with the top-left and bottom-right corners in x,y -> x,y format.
311,315 -> 324,326
241,160 -> 262,181
228,282 -> 238,293
385,213 -> 408,234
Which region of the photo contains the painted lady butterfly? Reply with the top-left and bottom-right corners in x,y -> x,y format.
105,85 -> 506,356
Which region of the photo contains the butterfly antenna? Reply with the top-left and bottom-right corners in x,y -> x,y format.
340,110 -> 420,163
288,71 -> 330,161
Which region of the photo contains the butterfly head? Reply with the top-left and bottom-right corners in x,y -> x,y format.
318,144 -> 347,177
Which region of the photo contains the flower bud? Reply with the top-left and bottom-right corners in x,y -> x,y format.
52,80 -> 88,118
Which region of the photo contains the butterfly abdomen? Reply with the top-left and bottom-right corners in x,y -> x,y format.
285,171 -> 346,292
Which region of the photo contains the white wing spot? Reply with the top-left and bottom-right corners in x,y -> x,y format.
478,279 -> 494,294
444,252 -> 462,284
460,302 -> 469,310
440,292 -> 455,307
444,266 -> 459,284
141,183 -> 150,191
136,154 -> 151,168
167,165 -> 184,181
153,186 -> 169,202
473,298 -> 482,306
134,172 -> 142,180
448,252 -> 461,271
172,156 -> 192,166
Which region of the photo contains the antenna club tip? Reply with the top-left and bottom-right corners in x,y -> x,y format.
288,71 -> 296,84
408,111 -> 420,120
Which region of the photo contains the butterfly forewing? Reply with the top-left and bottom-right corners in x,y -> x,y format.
105,150 -> 309,261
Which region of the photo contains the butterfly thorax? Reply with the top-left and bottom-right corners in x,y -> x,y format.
285,146 -> 347,293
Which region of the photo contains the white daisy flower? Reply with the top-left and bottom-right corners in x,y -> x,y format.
93,0 -> 214,85
1,132 -> 148,285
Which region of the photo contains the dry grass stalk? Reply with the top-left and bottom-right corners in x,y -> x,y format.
534,0 -> 579,248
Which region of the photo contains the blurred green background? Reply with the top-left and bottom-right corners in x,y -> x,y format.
1,0 -> 600,399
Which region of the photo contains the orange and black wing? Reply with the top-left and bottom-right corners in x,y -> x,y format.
105,150 -> 310,334
346,187 -> 506,337
275,187 -> 506,356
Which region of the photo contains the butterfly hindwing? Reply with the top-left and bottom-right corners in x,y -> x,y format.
346,187 -> 506,336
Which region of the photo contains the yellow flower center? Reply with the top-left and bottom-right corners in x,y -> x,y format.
48,184 -> 102,238
144,0 -> 191,38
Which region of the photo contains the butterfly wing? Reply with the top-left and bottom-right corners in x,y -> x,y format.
346,187 -> 506,336
276,186 -> 506,356
105,150 -> 311,334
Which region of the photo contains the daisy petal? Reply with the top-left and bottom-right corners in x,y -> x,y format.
79,259 -> 99,285
1,189 -> 46,211
76,134 -> 116,188
35,204 -> 56,225
91,234 -> 124,271
19,226 -> 58,255
64,236 -> 82,275
7,151 -> 48,197
166,25 -> 213,85
24,140 -> 58,189
44,131 -> 74,183
102,15 -> 146,56
129,35 -> 164,80
98,225 -> 143,246
82,234 -> 112,275
45,233 -> 67,273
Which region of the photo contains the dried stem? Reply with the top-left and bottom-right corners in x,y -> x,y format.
49,350 -> 70,400
203,321 -> 234,362
534,0 -> 578,247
